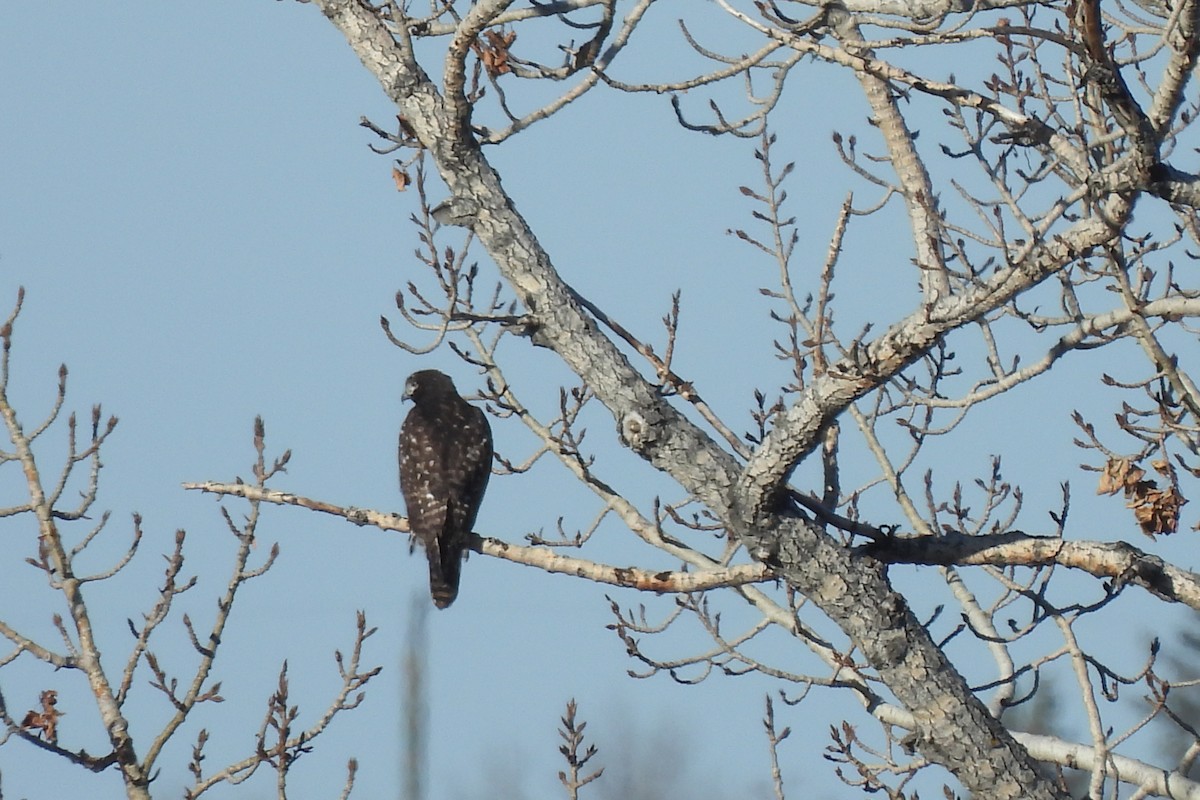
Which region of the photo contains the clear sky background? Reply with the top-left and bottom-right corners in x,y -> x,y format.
1,2 -> 1197,799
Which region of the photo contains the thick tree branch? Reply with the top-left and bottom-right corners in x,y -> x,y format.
867,532 -> 1200,610
735,210 -> 1127,521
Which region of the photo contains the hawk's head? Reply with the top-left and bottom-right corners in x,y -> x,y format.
403,369 -> 458,405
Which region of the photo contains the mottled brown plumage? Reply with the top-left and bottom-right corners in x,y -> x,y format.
399,370 -> 493,608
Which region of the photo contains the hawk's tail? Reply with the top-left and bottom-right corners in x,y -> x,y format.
427,542 -> 462,609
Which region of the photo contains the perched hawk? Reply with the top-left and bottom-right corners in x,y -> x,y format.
398,369 -> 493,609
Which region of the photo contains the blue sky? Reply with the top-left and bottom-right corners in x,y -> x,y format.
0,4 -> 791,797
2,2 -> 1196,799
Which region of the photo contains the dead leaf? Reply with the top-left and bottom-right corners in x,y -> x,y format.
1098,456 -> 1189,537
1097,457 -> 1144,496
1127,482 -> 1186,538
20,690 -> 62,744
472,29 -> 517,78
392,166 -> 410,192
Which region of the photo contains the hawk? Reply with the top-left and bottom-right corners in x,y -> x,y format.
398,369 -> 493,609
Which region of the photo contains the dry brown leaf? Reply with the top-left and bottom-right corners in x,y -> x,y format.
1098,457 -> 1190,538
20,690 -> 62,744
391,166 -> 410,192
472,29 -> 517,78
1097,457 -> 1144,495
1127,482 -> 1186,537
